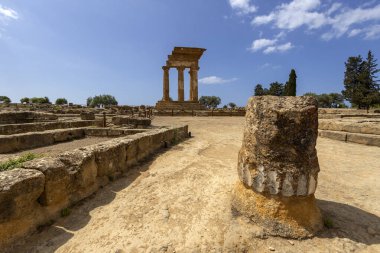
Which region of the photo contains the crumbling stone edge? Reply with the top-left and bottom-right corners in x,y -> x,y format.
0,125 -> 188,249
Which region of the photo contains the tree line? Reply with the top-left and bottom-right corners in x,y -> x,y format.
0,94 -> 119,107
254,69 -> 297,96
253,51 -> 380,109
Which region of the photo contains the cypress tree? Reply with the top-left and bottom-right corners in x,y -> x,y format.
285,69 -> 297,96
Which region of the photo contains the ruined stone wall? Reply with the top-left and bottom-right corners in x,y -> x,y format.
0,120 -> 102,135
0,125 -> 188,248
0,127 -> 153,154
0,112 -> 58,124
112,116 -> 151,128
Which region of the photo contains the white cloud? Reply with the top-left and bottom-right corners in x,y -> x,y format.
250,1 -> 380,41
325,4 -> 380,40
229,0 -> 257,15
259,63 -> 281,70
263,42 -> 293,54
348,29 -> 362,37
199,76 -> 238,85
0,5 -> 18,38
347,25 -> 380,40
0,5 -> 18,20
249,36 -> 293,54
364,24 -> 380,39
249,38 -> 277,52
326,2 -> 342,15
252,0 -> 327,30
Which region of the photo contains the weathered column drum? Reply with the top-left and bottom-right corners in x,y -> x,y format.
232,96 -> 323,238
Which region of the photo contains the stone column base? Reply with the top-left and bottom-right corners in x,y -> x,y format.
231,182 -> 323,239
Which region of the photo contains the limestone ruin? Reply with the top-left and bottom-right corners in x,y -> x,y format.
156,47 -> 206,110
232,96 -> 323,238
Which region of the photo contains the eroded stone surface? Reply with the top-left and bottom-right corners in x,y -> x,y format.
237,96 -> 320,197
233,96 -> 323,238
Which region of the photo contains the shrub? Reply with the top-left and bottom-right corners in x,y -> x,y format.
55,98 -> 68,105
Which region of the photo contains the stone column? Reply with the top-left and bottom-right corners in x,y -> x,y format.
162,66 -> 170,102
232,96 -> 323,239
189,67 -> 199,102
177,67 -> 185,102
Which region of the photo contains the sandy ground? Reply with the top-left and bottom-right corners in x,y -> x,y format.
0,137 -> 112,163
6,117 -> 380,253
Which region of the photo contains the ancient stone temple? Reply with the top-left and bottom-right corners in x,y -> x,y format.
156,47 -> 206,110
232,96 -> 323,238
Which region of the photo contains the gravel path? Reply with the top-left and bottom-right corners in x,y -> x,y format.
8,117 -> 380,253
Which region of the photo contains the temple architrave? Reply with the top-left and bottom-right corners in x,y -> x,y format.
156,47 -> 206,110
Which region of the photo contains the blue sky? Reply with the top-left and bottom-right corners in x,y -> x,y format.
0,0 -> 379,106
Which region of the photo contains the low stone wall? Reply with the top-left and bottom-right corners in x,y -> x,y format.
0,127 -> 152,154
0,112 -> 58,124
154,110 -> 246,117
0,128 -> 86,153
112,116 -> 151,128
319,120 -> 380,135
0,120 -> 102,135
0,125 -> 188,249
319,130 -> 380,147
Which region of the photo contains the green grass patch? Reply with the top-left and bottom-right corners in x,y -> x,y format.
0,153 -> 40,172
61,208 -> 71,217
324,217 -> 334,229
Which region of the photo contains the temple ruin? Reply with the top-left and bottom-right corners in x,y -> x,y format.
156,47 -> 206,110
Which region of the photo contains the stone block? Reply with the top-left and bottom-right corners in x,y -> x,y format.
58,150 -> 98,202
16,132 -> 55,150
80,112 -> 95,120
0,135 -> 18,153
92,141 -> 126,177
150,131 -> 164,150
318,130 -> 347,142
347,132 -> 380,147
0,169 -> 44,221
53,129 -> 85,142
22,157 -> 70,206
0,168 -> 45,248
84,128 -> 109,136
125,139 -> 138,167
136,133 -> 153,161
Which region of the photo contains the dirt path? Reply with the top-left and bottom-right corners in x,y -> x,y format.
8,117 -> 380,253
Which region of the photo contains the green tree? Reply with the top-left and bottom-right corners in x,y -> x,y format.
0,96 -> 11,103
228,102 -> 237,109
254,84 -> 267,96
284,69 -> 297,96
304,92 -> 346,108
342,51 -> 380,110
30,97 -> 50,104
268,82 -> 285,96
199,96 -> 221,109
20,97 -> 30,103
87,94 -> 118,107
55,98 -> 68,105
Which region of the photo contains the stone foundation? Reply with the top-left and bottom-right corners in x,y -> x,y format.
0,112 -> 58,124
0,120 -> 102,135
155,101 -> 205,110
232,182 -> 323,238
111,116 -> 151,128
0,125 -> 188,248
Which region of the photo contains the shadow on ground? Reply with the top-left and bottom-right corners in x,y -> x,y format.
317,199 -> 380,245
